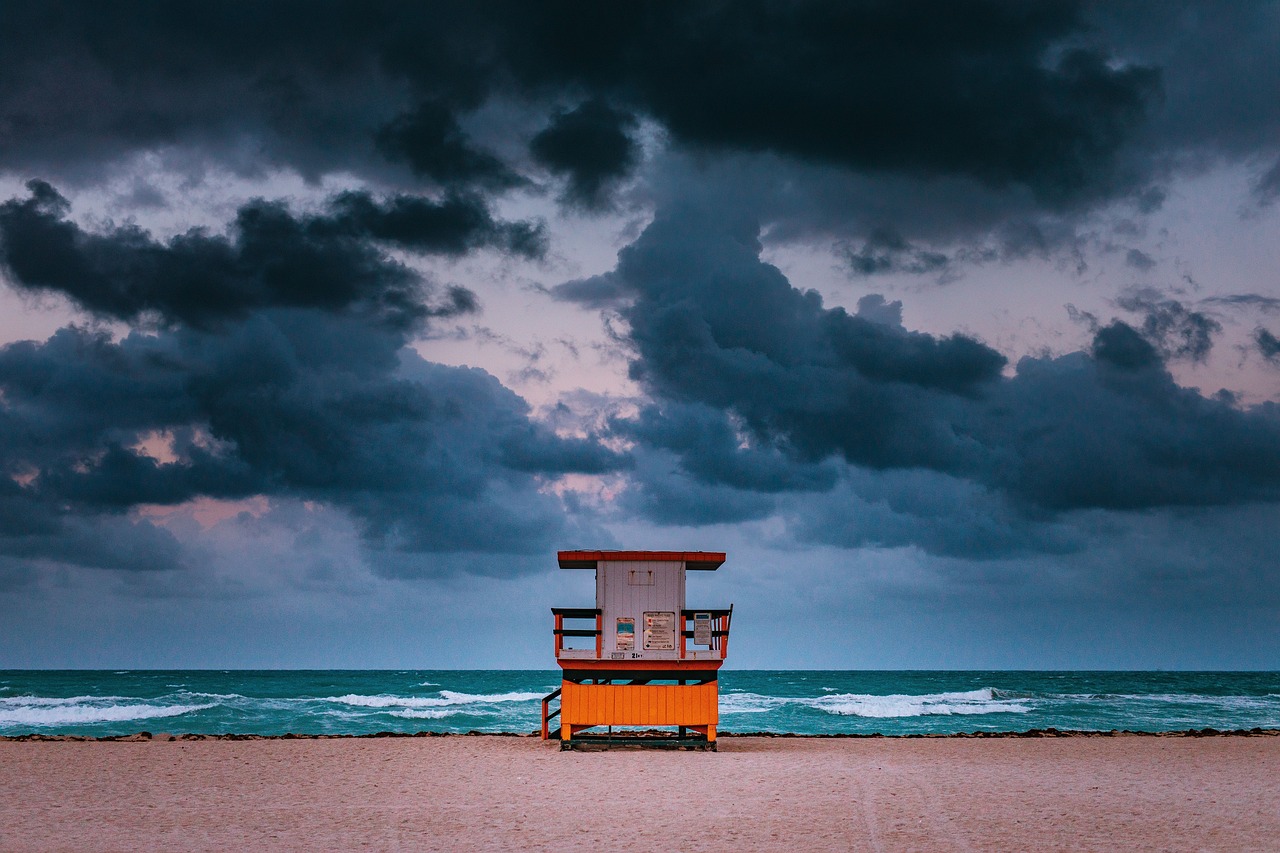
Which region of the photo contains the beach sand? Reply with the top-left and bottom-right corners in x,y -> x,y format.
3,735 -> 1279,851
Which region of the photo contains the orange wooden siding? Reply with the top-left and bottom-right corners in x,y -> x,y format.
561,681 -> 718,727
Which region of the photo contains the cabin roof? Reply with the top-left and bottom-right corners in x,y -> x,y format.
557,550 -> 725,570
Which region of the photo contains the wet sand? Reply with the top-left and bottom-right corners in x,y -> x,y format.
3,735 -> 1279,851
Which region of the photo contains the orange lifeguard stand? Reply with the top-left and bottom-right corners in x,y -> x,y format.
541,550 -> 732,750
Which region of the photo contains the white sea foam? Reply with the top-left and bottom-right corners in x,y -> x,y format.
810,689 -> 1030,718
718,687 -> 1030,718
1054,692 -> 1280,709
320,709 -> 375,721
0,694 -> 130,707
389,709 -> 464,720
326,694 -> 448,708
0,702 -> 214,727
437,690 -> 543,704
326,691 -> 542,710
719,692 -> 786,714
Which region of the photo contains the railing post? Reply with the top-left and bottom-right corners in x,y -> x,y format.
595,611 -> 602,658
541,687 -> 562,740
555,612 -> 563,657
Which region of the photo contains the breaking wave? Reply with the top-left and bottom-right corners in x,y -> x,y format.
812,688 -> 1031,717
389,709 -> 466,720
327,691 -> 542,710
0,696 -> 214,727
721,687 -> 1030,718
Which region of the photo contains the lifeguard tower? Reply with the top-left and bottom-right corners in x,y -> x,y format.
541,550 -> 732,750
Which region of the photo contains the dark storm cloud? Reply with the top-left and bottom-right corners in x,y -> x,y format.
846,228 -> 950,277
598,207 -> 1007,473
615,402 -> 839,495
530,99 -> 639,210
325,190 -> 545,258
0,181 -> 541,329
785,469 -> 1085,560
1202,293 -> 1280,314
0,486 -> 187,573
1114,291 -> 1221,363
617,449 -> 778,527
0,176 -> 614,571
0,1 -> 1278,573
982,342 -> 1280,511
1124,248 -> 1156,270
0,312 -> 628,569
569,210 -> 1280,544
481,1 -> 1162,204
0,1 -> 1169,206
0,3 -> 406,180
1256,328 -> 1280,363
374,101 -> 523,190
1092,2 -> 1280,158
626,4 -> 1158,203
548,274 -> 632,310
1,1 -> 1274,255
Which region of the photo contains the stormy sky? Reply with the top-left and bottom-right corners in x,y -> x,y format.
2,1 -> 1279,668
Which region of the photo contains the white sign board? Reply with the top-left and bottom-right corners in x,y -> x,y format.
642,611 -> 675,650
616,617 -> 635,651
693,612 -> 712,646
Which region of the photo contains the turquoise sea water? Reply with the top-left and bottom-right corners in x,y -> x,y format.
1,671 -> 1277,738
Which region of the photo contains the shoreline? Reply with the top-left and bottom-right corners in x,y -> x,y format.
4,726 -> 1279,742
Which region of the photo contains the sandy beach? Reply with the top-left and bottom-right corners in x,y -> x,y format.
2,734 -> 1278,852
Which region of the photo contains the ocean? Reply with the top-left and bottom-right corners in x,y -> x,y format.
1,670 -> 1277,738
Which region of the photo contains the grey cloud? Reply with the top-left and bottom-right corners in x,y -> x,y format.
1202,293 -> 1280,314
572,209 -> 1280,545
374,100 -> 524,191
785,468 -> 1085,560
1256,328 -> 1280,362
0,471 -> 187,572
1095,2 -> 1280,158
846,228 -> 950,277
0,1 -> 1273,261
0,308 -> 628,569
596,206 -> 1007,475
979,342 -> 1280,511
0,181 -> 541,330
1125,248 -> 1156,270
548,273 -> 632,310
530,99 -> 639,211
0,1 -> 1169,209
614,402 -> 839,495
1115,291 -> 1221,362
616,449 -> 778,527
1133,185 -> 1167,214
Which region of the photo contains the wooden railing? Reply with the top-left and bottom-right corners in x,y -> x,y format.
680,605 -> 733,659
552,607 -> 601,658
540,686 -> 562,739
551,604 -> 732,660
